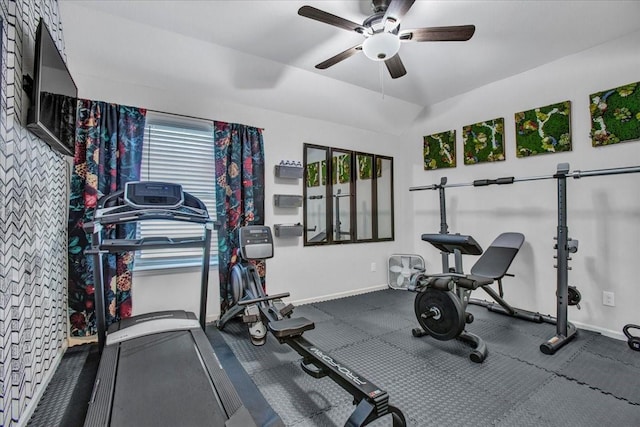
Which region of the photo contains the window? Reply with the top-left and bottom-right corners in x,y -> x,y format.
303,143 -> 394,246
134,111 -> 218,270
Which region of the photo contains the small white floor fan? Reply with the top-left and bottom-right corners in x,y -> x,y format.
388,254 -> 425,290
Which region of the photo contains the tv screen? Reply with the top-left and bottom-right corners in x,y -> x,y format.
27,19 -> 78,157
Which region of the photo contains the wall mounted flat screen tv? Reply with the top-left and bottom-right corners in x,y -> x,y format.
27,18 -> 78,157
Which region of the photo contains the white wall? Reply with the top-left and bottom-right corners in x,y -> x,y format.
406,29 -> 640,339
71,71 -> 412,323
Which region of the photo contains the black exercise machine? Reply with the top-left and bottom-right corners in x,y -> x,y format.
83,182 -> 283,427
217,225 -> 407,426
410,162 -> 640,356
409,232 -> 531,362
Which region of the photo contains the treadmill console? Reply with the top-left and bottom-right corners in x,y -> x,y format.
124,181 -> 184,209
238,226 -> 274,260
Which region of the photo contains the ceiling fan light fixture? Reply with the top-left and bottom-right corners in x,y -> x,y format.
362,32 -> 400,61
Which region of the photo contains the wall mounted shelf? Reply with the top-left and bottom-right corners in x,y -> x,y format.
274,224 -> 303,238
274,194 -> 303,208
274,164 -> 303,179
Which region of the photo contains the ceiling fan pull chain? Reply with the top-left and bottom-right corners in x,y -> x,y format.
380,61 -> 385,99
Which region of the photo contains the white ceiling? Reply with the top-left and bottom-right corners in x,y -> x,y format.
58,0 -> 640,133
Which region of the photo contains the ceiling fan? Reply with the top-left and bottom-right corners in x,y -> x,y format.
298,0 -> 475,79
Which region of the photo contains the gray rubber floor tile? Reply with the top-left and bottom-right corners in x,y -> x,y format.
251,362 -> 352,425
496,406 -> 558,427
303,318 -> 373,351
559,349 -> 640,404
312,297 -> 379,319
427,348 -> 554,404
27,347 -> 88,427
293,304 -> 335,323
497,375 -> 640,427
379,326 -> 481,361
347,289 -> 415,309
345,307 -> 417,337
481,324 -> 594,370
225,333 -> 302,374
328,337 -> 429,389
387,297 -> 419,322
582,333 -> 640,369
382,367 -> 514,427
217,291 -> 639,426
216,317 -> 252,342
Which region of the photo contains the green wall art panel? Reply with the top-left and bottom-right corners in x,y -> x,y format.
515,100 -> 572,157
462,118 -> 505,165
590,82 -> 640,147
358,155 -> 373,179
332,154 -> 351,184
423,130 -> 456,170
306,161 -> 320,187
321,160 -> 327,185
307,160 -> 329,186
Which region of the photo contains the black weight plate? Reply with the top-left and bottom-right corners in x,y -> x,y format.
414,289 -> 465,341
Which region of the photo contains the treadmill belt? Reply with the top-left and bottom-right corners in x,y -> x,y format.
112,330 -> 227,426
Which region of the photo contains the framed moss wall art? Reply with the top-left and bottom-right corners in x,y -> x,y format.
358,155 -> 372,179
332,153 -> 351,184
321,160 -> 327,185
306,162 -> 320,187
590,82 -> 640,147
515,101 -> 571,157
462,118 -> 505,165
423,130 -> 456,170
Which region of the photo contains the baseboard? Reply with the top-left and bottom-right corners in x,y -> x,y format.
290,284 -> 389,306
205,284 -> 389,323
18,341 -> 69,427
572,321 -> 626,342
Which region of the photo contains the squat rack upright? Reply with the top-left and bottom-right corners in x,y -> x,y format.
410,162 -> 640,355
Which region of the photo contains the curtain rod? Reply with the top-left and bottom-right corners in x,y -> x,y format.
145,108 -> 265,131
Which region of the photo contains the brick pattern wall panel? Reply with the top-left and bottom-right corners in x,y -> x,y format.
1,1 -> 69,426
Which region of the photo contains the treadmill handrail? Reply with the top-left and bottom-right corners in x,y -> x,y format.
94,205 -> 210,225
93,235 -> 211,252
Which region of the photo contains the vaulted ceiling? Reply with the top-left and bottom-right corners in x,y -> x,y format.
58,1 -> 640,134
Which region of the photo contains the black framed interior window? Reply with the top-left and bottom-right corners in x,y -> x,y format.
303,143 -> 394,246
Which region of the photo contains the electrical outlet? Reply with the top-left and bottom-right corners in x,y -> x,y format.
370,262 -> 377,272
602,291 -> 615,307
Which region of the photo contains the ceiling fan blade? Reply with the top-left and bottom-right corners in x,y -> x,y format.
400,25 -> 476,42
298,5 -> 366,33
385,54 -> 407,79
382,0 -> 416,31
315,45 -> 362,69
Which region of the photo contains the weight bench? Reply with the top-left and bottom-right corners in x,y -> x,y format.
409,232 -> 526,362
468,233 -> 557,323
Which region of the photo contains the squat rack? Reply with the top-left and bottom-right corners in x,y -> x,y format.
410,162 -> 640,355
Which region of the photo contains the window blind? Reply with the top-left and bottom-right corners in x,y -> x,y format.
134,112 -> 218,270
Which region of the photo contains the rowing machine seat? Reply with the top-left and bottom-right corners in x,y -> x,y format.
268,317 -> 315,339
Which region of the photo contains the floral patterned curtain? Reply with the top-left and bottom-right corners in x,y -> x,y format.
68,100 -> 146,336
214,122 -> 265,312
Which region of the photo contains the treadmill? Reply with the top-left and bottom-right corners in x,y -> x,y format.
83,181 -> 282,427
